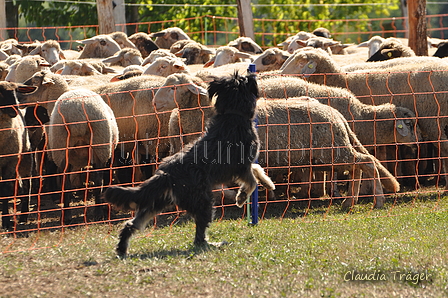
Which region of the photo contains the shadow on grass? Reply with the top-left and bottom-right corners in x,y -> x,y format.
126,242 -> 227,260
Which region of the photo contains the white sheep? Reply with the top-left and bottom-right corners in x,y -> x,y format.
204,46 -> 252,68
0,82 -> 32,229
228,37 -> 263,54
251,48 -> 290,72
141,49 -> 177,66
50,59 -> 117,76
173,41 -> 215,65
48,88 -> 118,224
28,40 -> 65,66
281,47 -> 448,188
77,35 -> 121,59
109,31 -> 138,50
5,55 -> 51,83
102,48 -> 143,67
150,27 -> 191,49
143,56 -> 190,77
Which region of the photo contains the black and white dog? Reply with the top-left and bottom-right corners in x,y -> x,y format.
103,72 -> 275,257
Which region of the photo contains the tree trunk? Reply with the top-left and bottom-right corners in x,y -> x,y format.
407,0 -> 428,56
236,0 -> 254,40
97,0 -> 116,34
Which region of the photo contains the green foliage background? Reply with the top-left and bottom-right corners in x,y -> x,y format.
15,0 -> 403,45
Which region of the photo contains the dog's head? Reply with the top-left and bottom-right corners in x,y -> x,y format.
208,71 -> 258,119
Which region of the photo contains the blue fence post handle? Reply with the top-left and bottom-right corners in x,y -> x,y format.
248,63 -> 258,225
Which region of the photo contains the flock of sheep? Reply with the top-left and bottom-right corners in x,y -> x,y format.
1,26 -> 448,229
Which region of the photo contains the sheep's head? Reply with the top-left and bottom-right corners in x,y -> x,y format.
29,40 -> 64,65
150,27 -> 191,49
205,46 -> 252,68
109,31 -> 137,49
77,35 -> 121,59
153,73 -> 208,112
280,48 -> 324,76
252,48 -> 290,72
144,57 -> 189,77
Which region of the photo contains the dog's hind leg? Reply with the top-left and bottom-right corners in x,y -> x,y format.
190,193 -> 214,246
251,164 -> 276,190
116,210 -> 157,257
235,169 -> 258,208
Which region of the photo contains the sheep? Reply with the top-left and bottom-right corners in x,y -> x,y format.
173,41 -> 215,65
77,35 -> 121,59
128,32 -> 159,58
109,31 -> 138,50
0,39 -> 21,56
141,49 -> 177,66
288,36 -> 342,55
143,56 -> 190,77
251,48 -> 290,72
367,39 -> 415,62
169,40 -> 197,53
47,88 -> 118,224
357,36 -> 403,58
277,31 -> 316,50
312,27 -> 331,39
90,74 -> 170,180
28,40 -> 65,66
150,27 -> 191,49
228,37 -> 263,54
0,82 -> 32,229
50,59 -> 117,76
5,55 -> 51,83
101,48 -> 143,67
282,47 -> 448,188
340,56 -> 442,73
204,46 -> 252,68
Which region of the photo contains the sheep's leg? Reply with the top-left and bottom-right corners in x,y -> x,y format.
117,209 -> 158,257
235,169 -> 258,208
342,165 -> 361,209
0,179 -> 14,230
19,178 -> 30,223
61,173 -> 76,225
358,157 -> 386,208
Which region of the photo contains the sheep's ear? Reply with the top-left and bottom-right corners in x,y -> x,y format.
203,57 -> 215,67
102,55 -> 121,64
173,60 -> 187,70
16,85 -> 38,94
187,83 -> 208,96
77,37 -> 98,45
29,45 -> 42,55
235,52 -> 252,59
357,41 -> 369,48
102,66 -> 118,74
301,60 -> 317,77
396,119 -> 410,137
174,48 -> 185,57
59,51 -> 66,60
295,40 -> 308,47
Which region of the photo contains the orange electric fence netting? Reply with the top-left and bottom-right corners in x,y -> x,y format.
1,15 -> 448,253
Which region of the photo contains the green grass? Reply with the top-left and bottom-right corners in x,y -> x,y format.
0,196 -> 447,297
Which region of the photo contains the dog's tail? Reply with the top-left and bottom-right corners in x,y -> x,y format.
102,185 -> 140,211
252,164 -> 276,190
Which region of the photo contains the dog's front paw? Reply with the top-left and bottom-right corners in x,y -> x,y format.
235,191 -> 248,208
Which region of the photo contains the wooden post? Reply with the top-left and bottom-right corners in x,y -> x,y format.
96,0 -> 116,34
407,0 -> 428,56
0,0 -> 6,40
113,0 -> 127,33
236,0 -> 255,40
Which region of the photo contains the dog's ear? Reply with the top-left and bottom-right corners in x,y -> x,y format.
246,73 -> 259,99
